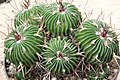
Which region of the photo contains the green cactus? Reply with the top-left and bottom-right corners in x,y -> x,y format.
4,0 -> 120,79
14,4 -> 45,28
87,68 -> 107,80
4,25 -> 44,66
87,71 -> 106,80
42,38 -> 78,74
75,19 -> 119,64
87,64 -> 110,80
43,2 -> 82,36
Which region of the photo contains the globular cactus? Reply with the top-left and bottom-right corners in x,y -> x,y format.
75,19 -> 119,64
14,4 -> 45,28
4,25 -> 44,66
43,1 -> 82,36
42,38 -> 78,74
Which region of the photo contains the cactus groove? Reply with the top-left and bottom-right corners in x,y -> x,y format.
4,25 -> 44,66
42,38 -> 79,74
43,2 -> 82,36
75,19 -> 119,64
14,4 -> 45,28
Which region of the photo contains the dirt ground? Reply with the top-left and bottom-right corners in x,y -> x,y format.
0,0 -> 120,80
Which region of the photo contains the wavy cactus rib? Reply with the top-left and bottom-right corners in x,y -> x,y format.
43,2 -> 82,36
75,19 -> 119,64
14,4 -> 45,28
42,38 -> 78,74
4,25 -> 44,66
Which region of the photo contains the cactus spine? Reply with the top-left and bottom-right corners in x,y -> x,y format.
42,38 -> 78,73
75,19 -> 119,64
4,25 -> 44,66
43,1 -> 82,36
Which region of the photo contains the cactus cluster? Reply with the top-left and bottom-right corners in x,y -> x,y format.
4,0 -> 119,80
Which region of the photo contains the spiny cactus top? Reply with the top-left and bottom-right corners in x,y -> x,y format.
4,25 -> 44,66
14,4 -> 45,28
42,38 -> 78,74
43,2 -> 82,36
75,19 -> 119,64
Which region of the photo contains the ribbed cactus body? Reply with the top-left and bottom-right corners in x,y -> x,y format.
87,65 -> 108,80
4,25 -> 44,66
42,38 -> 78,74
75,19 -> 119,64
14,4 -> 45,28
87,72 -> 106,80
43,2 -> 82,36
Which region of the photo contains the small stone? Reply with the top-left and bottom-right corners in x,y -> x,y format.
8,64 -> 16,73
114,69 -> 118,73
70,76 -> 76,80
83,78 -> 87,80
108,75 -> 113,80
51,77 -> 57,80
64,77 -> 69,80
43,77 -> 47,80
